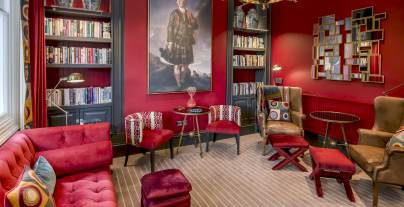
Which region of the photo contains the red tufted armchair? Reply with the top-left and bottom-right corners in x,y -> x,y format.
124,112 -> 174,172
205,105 -> 241,155
0,123 -> 117,207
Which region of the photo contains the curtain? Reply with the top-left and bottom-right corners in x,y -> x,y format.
28,0 -> 47,128
21,0 -> 33,129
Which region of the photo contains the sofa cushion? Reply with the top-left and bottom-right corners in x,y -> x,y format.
138,129 -> 174,150
0,133 -> 35,204
387,129 -> 404,148
4,167 -> 55,207
54,168 -> 117,207
266,121 -> 301,135
206,120 -> 240,135
268,101 -> 291,122
35,141 -> 112,176
349,145 -> 385,173
33,156 -> 56,195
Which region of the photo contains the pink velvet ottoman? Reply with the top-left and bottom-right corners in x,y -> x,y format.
141,169 -> 192,207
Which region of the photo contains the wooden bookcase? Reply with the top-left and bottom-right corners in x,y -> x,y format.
44,0 -> 123,136
227,1 -> 271,127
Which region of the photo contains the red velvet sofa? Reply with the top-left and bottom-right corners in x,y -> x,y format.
0,123 -> 117,207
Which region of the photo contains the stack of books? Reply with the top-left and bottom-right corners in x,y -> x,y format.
46,46 -> 112,64
47,86 -> 112,107
233,35 -> 265,48
45,18 -> 111,39
232,82 -> 261,96
233,55 -> 265,67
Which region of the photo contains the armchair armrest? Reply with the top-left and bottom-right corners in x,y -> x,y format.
358,129 -> 393,148
373,147 -> 404,185
257,112 -> 267,139
290,111 -> 306,128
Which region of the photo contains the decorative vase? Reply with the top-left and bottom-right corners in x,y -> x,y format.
234,6 -> 245,28
82,0 -> 101,11
186,87 -> 196,108
55,0 -> 74,8
246,8 -> 259,28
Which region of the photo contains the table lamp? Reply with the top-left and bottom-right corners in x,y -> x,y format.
272,64 -> 283,85
47,73 -> 85,126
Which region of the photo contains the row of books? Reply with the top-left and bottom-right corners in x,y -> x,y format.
47,87 -> 112,107
46,46 -> 112,64
45,18 -> 111,39
233,55 -> 265,67
232,82 -> 261,96
233,35 -> 265,49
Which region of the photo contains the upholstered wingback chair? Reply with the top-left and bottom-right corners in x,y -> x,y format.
256,85 -> 306,155
348,96 -> 404,207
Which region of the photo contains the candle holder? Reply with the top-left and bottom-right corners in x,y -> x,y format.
186,87 -> 197,108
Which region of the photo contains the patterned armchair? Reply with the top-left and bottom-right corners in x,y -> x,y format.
124,112 -> 174,172
206,105 -> 241,155
256,85 -> 306,155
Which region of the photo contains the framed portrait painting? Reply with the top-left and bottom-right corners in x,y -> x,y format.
148,0 -> 212,94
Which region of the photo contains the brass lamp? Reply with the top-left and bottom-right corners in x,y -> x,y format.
272,64 -> 283,85
47,73 -> 85,126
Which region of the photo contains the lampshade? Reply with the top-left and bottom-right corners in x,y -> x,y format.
66,73 -> 85,83
272,64 -> 282,71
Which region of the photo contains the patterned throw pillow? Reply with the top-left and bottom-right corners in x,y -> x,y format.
387,127 -> 404,148
267,100 -> 290,121
4,167 -> 55,207
33,156 -> 56,195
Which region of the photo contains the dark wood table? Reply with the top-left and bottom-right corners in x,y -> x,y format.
310,111 -> 360,152
173,106 -> 210,158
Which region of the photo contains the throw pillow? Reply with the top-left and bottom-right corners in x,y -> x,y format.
268,100 -> 290,121
4,167 -> 55,207
387,127 -> 404,148
33,156 -> 56,195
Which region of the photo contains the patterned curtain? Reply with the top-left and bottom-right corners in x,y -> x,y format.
21,0 -> 33,129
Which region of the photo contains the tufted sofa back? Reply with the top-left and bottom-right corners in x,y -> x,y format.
0,133 -> 36,204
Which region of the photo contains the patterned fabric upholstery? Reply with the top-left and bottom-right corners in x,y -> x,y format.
257,86 -> 290,116
208,105 -> 241,127
268,101 -> 290,121
125,112 -> 164,146
387,128 -> 404,148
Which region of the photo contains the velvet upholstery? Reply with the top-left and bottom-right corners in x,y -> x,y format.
310,147 -> 355,173
206,120 -> 240,135
141,169 -> 192,207
137,130 -> 174,150
0,123 -> 116,207
269,134 -> 309,148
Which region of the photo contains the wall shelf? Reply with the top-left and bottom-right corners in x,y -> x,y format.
233,47 -> 265,52
233,66 -> 265,70
234,27 -> 269,34
45,6 -> 111,19
46,36 -> 112,43
46,64 -> 112,69
48,102 -> 112,110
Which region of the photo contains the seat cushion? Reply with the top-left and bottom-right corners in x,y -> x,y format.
54,168 -> 117,207
310,147 -> 355,173
349,145 -> 385,173
142,194 -> 190,207
269,134 -> 308,148
141,169 -> 192,201
206,120 -> 240,135
266,121 -> 302,135
138,129 -> 174,150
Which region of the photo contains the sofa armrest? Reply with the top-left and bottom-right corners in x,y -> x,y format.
257,112 -> 267,139
358,129 -> 393,148
373,147 -> 404,185
290,111 -> 306,128
35,140 -> 113,176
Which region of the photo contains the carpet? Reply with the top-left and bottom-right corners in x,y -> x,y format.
112,134 -> 404,207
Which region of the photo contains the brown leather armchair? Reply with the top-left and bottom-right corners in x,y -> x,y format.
256,85 -> 306,155
348,96 -> 404,207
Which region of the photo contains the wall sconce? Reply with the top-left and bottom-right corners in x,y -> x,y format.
272,64 -> 283,85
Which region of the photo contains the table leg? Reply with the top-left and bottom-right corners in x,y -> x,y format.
195,116 -> 203,158
193,116 -> 197,148
340,124 -> 350,158
323,122 -> 330,147
176,115 -> 187,154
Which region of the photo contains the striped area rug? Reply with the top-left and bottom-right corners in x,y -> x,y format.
112,134 -> 404,207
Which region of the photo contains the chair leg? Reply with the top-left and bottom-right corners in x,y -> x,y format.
314,168 -> 323,197
235,134 -> 240,155
169,139 -> 174,159
372,182 -> 380,207
206,133 -> 211,152
150,150 -> 155,173
124,144 -> 130,167
342,174 -> 355,202
213,133 -> 217,142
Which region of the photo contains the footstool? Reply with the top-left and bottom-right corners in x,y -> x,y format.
309,147 -> 356,202
267,134 -> 309,172
141,169 -> 192,207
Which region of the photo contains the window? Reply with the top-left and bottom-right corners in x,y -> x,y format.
0,0 -> 21,145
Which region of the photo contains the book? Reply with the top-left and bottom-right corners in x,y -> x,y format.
47,86 -> 112,107
45,17 -> 111,39
46,46 -> 112,64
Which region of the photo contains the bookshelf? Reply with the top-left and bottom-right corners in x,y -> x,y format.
227,1 -> 271,128
44,0 -> 123,135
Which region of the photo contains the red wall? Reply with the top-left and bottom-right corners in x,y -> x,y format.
271,0 -> 404,143
124,0 -> 228,132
